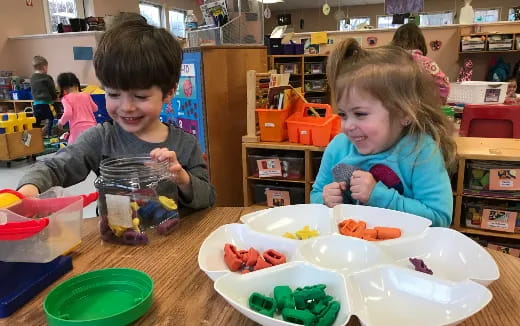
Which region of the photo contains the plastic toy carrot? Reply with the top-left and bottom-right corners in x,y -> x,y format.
253,256 -> 273,271
374,226 -> 401,240
224,243 -> 243,271
263,249 -> 286,266
245,248 -> 260,267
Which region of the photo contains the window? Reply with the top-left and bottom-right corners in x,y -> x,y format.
139,2 -> 162,27
169,9 -> 186,38
419,11 -> 453,26
377,15 -> 405,29
474,8 -> 501,23
339,17 -> 370,31
509,8 -> 519,21
45,0 -> 84,33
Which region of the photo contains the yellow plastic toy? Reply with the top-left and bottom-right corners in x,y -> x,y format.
295,225 -> 319,240
0,191 -> 23,209
158,196 -> 178,210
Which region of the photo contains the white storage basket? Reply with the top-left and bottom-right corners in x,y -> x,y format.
447,81 -> 508,104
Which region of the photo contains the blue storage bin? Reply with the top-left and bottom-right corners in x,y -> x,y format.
91,94 -> 110,123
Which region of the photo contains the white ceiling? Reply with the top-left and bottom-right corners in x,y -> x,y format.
267,0 -> 384,11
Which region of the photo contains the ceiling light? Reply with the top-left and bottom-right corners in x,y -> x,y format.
260,0 -> 285,4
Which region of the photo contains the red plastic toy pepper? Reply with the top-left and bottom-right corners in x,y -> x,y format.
224,243 -> 243,271
263,249 -> 286,266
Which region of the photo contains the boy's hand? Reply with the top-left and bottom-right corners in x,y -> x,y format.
150,148 -> 190,186
323,181 -> 347,208
350,170 -> 376,204
17,184 -> 40,198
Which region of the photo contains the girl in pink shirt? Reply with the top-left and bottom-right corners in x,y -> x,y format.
392,23 -> 450,104
57,73 -> 98,144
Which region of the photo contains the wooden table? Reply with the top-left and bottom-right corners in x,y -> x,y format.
1,207 -> 519,326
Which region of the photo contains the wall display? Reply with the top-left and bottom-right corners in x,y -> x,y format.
367,36 -> 377,46
161,52 -> 207,154
430,40 -> 442,51
385,0 -> 423,15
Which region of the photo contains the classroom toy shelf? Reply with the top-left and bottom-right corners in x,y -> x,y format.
268,55 -> 330,104
0,100 -> 34,113
242,141 -> 324,206
453,137 -> 520,240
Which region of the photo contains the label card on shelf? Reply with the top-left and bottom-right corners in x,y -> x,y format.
266,189 -> 290,207
481,208 -> 517,233
257,159 -> 282,178
489,169 -> 520,190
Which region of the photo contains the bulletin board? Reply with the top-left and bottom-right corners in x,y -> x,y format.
161,51 -> 207,154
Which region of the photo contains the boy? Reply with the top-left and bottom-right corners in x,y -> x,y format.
30,55 -> 57,137
18,19 -> 216,216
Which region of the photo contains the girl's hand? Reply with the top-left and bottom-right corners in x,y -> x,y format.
350,170 -> 376,204
150,148 -> 190,185
323,181 -> 347,208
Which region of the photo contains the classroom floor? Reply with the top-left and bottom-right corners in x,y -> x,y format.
1,154 -> 97,218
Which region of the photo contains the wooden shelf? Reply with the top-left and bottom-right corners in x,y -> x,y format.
247,176 -> 306,184
455,137 -> 520,161
0,100 -> 33,103
452,137 -> 520,241
462,192 -> 520,202
304,90 -> 328,93
461,50 -> 520,54
453,226 -> 520,240
304,73 -> 326,76
243,141 -> 325,152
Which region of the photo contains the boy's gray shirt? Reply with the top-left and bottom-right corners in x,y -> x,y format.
30,73 -> 57,102
19,122 -> 216,210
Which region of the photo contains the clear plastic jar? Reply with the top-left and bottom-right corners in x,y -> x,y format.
95,156 -> 180,245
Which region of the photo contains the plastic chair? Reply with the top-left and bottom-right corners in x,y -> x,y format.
459,104 -> 520,138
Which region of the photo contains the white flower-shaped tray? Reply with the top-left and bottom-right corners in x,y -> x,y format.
198,204 -> 499,326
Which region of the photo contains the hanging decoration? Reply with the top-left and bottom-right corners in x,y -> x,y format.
322,1 -> 331,16
430,40 -> 442,51
367,36 -> 378,46
264,7 -> 271,19
334,0 -> 346,21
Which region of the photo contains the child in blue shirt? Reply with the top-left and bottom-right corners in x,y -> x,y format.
311,38 -> 456,227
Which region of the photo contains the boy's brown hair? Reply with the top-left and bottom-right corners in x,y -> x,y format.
32,55 -> 48,71
391,23 -> 428,55
327,38 -> 456,170
94,17 -> 182,97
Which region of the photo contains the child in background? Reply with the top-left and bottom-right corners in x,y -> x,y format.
311,38 -> 456,227
504,77 -> 520,105
56,72 -> 98,144
391,23 -> 450,104
18,18 -> 216,242
30,55 -> 57,137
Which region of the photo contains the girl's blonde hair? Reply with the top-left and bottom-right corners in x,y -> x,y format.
326,38 -> 457,170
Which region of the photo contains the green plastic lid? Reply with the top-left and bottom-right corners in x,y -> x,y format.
44,268 -> 153,326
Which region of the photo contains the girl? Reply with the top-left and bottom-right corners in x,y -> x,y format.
391,23 -> 450,104
311,38 -> 456,227
56,72 -> 98,144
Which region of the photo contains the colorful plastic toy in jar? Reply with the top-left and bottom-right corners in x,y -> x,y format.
95,155 -> 180,245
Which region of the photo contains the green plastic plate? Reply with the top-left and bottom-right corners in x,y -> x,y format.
44,268 -> 153,326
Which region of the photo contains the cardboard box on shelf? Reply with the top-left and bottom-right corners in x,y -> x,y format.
0,128 -> 44,161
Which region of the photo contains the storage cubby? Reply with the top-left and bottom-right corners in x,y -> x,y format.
453,137 -> 520,240
242,142 -> 325,206
268,55 -> 330,104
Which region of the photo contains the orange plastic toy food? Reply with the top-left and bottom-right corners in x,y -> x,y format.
338,219 -> 401,241
223,243 -> 287,273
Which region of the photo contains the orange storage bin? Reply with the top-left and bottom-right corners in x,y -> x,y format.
256,107 -> 291,142
286,103 -> 340,147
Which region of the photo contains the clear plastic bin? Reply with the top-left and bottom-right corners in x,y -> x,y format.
463,198 -> 520,231
0,195 -> 83,263
465,161 -> 520,191
304,62 -> 324,74
247,154 -> 305,180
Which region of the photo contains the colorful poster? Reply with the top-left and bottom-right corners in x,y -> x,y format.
161,51 -> 206,154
